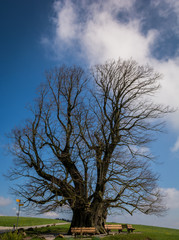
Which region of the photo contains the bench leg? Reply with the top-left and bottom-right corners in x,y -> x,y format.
106,230 -> 110,235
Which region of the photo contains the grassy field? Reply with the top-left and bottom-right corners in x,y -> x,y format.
0,217 -> 179,240
25,223 -> 179,240
0,216 -> 66,227
102,224 -> 179,240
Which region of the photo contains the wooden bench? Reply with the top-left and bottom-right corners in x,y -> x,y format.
105,224 -> 122,234
126,224 -> 135,233
71,227 -> 97,236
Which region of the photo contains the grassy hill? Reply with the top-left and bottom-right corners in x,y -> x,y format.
0,216 -> 66,227
112,224 -> 179,240
27,223 -> 179,240
0,217 -> 179,240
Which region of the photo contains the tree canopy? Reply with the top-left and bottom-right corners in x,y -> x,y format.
8,58 -> 172,233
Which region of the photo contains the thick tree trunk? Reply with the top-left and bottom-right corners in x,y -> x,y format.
70,208 -> 93,227
68,203 -> 107,234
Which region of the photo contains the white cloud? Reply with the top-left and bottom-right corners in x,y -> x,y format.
107,188 -> 179,229
53,0 -> 79,42
47,0 -> 179,131
149,58 -> 179,129
43,211 -> 59,218
108,209 -> 179,229
96,0 -> 135,12
0,196 -> 12,206
171,137 -> 179,152
52,0 -> 157,65
81,16 -> 157,65
161,188 -> 179,209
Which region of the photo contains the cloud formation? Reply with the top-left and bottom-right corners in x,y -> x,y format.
45,0 -> 179,134
43,211 -> 59,218
171,137 -> 179,152
51,0 -> 157,64
107,187 -> 179,229
162,188 -> 179,209
0,196 -> 12,206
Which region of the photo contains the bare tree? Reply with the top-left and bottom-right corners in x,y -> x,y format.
8,59 -> 172,233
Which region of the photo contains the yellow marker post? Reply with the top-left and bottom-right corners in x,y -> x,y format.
16,199 -> 23,229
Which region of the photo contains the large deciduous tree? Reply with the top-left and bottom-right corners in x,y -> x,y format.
8,59 -> 171,233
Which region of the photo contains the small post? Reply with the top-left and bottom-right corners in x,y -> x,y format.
13,224 -> 16,232
16,199 -> 24,229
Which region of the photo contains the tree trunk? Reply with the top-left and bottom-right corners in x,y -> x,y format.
68,203 -> 107,234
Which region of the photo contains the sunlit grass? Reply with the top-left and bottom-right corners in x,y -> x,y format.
102,224 -> 179,240
0,217 -> 179,240
25,224 -> 70,234
0,216 -> 66,227
25,223 -> 179,240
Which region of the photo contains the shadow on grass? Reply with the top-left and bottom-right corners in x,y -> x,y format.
24,224 -> 179,240
25,224 -> 70,235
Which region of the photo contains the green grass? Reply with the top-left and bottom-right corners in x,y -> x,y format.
0,216 -> 66,227
1,217 -> 179,240
25,223 -> 70,234
102,224 -> 179,240
24,225 -> 71,240
24,223 -> 179,240
133,224 -> 179,240
0,231 -> 24,240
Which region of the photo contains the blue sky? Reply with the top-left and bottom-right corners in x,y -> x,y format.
0,0 -> 179,229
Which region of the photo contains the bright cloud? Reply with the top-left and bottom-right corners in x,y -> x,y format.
171,137 -> 179,152
53,0 -> 79,42
52,0 -> 157,64
161,188 -> 179,209
107,187 -> 179,229
0,196 -> 12,206
43,211 -> 59,218
46,0 -> 179,131
81,17 -> 156,65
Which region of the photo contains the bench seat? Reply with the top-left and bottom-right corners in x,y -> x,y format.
126,224 -> 135,233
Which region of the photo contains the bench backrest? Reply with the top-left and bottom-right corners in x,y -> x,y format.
127,224 -> 133,229
105,225 -> 122,229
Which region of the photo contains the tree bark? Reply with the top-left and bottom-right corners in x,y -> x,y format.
69,202 -> 107,234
